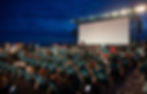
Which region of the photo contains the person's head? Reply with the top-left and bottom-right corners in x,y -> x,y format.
1,75 -> 8,86
0,47 -> 3,53
38,68 -> 48,78
26,66 -> 35,76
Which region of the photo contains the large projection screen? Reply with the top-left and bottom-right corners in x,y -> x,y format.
78,17 -> 130,45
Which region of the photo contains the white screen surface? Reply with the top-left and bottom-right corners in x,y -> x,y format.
78,17 -> 130,45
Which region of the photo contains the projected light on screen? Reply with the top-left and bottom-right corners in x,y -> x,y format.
78,17 -> 130,45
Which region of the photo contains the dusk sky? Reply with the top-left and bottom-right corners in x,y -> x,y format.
0,0 -> 147,44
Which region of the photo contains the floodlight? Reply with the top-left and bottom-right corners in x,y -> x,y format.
120,8 -> 131,16
111,11 -> 120,17
134,4 -> 146,14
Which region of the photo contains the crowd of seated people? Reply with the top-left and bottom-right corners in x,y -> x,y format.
0,43 -> 147,94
